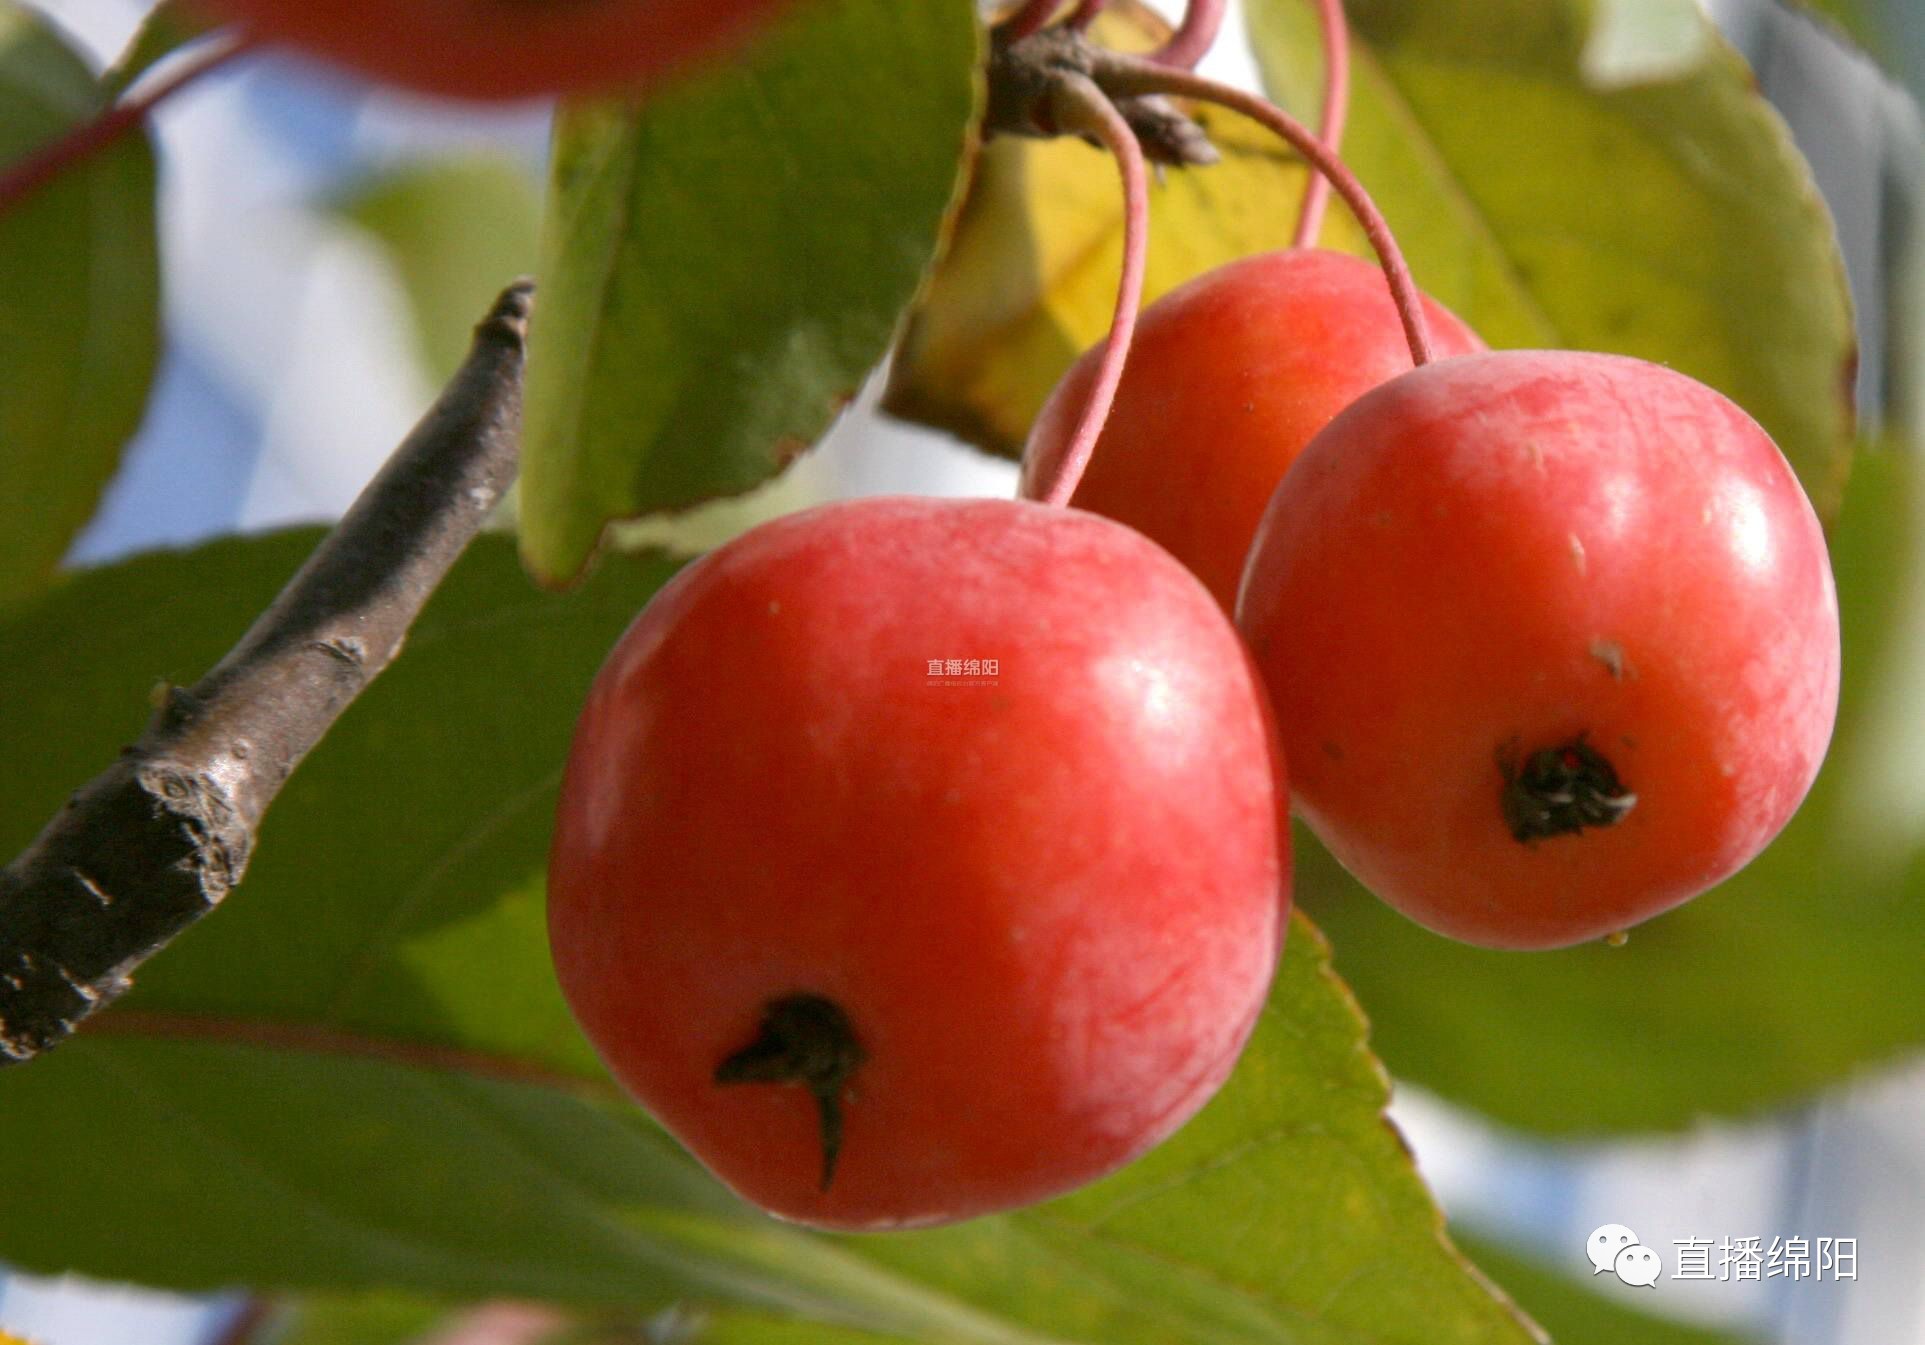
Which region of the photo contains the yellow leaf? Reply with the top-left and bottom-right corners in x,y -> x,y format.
885,0 -> 1365,457
1249,0 -> 1855,513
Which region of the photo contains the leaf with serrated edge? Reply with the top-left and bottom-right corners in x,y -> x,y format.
1454,1235 -> 1762,1345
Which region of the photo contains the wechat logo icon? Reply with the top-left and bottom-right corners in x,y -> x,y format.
1588,1224 -> 1661,1288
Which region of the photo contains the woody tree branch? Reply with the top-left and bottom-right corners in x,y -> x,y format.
0,279 -> 535,1065
984,24 -> 1219,168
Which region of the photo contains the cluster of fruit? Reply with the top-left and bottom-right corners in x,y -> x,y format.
198,0 -> 1840,1237
547,255 -> 1839,1231
1024,248 -> 1840,952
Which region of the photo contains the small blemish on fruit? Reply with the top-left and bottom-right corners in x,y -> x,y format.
1589,639 -> 1630,680
768,600 -> 782,616
1322,740 -> 1344,761
1605,930 -> 1630,948
1568,534 -> 1587,574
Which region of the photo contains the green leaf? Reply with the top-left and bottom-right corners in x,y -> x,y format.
0,4 -> 160,606
103,0 -> 219,96
0,532 -> 681,1064
519,0 -> 983,585
337,157 -> 544,385
0,533 -> 1536,1342
680,1311 -> 911,1344
1455,1235 -> 1762,1345
0,933 -> 1540,1344
1297,450 -> 1925,1134
1246,0 -> 1857,516
266,1293 -> 450,1345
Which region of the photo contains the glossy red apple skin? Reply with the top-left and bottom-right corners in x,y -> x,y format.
548,495 -> 1290,1229
198,0 -> 797,101
1021,249 -> 1484,610
1238,350 -> 1840,950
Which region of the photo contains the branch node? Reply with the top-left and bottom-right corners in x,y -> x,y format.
984,26 -> 1217,168
311,636 -> 368,668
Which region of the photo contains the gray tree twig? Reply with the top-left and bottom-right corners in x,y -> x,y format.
984,24 -> 1219,168
0,279 -> 534,1065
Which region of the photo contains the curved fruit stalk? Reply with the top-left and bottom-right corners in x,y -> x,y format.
1149,0 -> 1227,69
1290,0 -> 1350,249
1098,58 -> 1440,368
1021,248 -> 1482,610
192,0 -> 797,101
1024,74 -> 1152,509
1019,36 -> 1479,605
549,496 -> 1289,1229
1237,350 -> 1840,949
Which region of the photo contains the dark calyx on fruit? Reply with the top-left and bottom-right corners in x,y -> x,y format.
715,994 -> 866,1190
1499,736 -> 1637,843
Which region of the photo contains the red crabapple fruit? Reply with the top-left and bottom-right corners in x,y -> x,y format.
1021,249 -> 1483,610
548,495 -> 1289,1229
195,0 -> 797,101
1237,350 -> 1839,950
